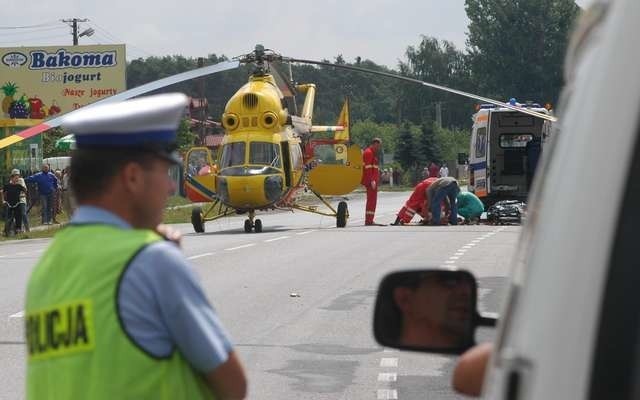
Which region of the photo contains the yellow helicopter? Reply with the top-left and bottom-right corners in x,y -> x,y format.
183,46 -> 364,233
0,44 -> 556,233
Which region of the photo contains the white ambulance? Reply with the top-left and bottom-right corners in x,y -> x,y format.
468,103 -> 553,205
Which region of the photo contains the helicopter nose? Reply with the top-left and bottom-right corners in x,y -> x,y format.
224,175 -> 273,208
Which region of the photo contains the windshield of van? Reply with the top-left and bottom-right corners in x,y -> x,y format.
220,143 -> 245,168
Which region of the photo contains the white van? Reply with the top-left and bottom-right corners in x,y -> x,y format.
374,1 -> 639,398
469,103 -> 552,205
42,156 -> 71,171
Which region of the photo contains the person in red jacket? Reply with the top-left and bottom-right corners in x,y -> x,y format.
391,177 -> 438,225
362,138 -> 383,225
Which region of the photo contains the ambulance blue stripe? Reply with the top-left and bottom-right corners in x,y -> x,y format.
469,161 -> 487,170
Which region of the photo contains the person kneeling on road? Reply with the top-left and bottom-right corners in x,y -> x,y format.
426,177 -> 460,226
456,191 -> 484,224
391,177 -> 438,225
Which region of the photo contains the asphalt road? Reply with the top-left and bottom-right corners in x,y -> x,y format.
0,191 -> 520,399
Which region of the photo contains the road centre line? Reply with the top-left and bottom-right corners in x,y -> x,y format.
377,389 -> 398,400
187,252 -> 214,260
264,236 -> 289,243
225,244 -> 256,251
378,372 -> 397,382
380,358 -> 398,367
296,230 -> 316,236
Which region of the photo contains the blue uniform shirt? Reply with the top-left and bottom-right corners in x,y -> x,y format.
71,206 -> 233,373
25,171 -> 58,195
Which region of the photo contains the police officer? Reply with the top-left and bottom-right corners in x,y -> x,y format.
362,138 -> 383,226
25,93 -> 247,399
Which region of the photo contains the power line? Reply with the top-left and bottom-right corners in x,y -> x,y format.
0,34 -> 69,45
0,26 -> 66,38
0,21 -> 60,30
88,21 -> 155,58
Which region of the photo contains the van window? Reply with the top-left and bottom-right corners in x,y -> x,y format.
500,134 -> 533,148
475,128 -> 487,158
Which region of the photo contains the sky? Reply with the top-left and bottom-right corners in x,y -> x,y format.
0,0 -> 593,70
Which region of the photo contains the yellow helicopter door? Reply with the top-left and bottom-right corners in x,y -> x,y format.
307,143 -> 363,195
184,147 -> 217,202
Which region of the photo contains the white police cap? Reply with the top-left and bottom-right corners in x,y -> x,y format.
62,93 -> 188,163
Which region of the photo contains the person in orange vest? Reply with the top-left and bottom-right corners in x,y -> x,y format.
362,138 -> 383,225
391,177 -> 438,225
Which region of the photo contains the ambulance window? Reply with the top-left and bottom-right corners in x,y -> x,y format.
220,143 -> 245,168
499,134 -> 533,148
249,142 -> 281,167
475,128 -> 487,158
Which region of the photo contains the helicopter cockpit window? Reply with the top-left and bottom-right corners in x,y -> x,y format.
220,143 -> 246,168
249,142 -> 281,168
186,149 -> 210,176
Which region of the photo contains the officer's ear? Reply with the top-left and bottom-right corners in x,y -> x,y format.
120,161 -> 146,196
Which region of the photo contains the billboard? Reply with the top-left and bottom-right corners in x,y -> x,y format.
0,45 -> 126,118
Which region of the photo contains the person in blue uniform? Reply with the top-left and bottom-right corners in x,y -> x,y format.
25,93 -> 247,399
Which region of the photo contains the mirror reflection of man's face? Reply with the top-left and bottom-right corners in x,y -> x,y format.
394,274 -> 472,347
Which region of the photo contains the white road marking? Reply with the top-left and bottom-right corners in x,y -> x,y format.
465,243 -> 476,247
187,252 -> 214,260
9,311 -> 24,318
449,256 -> 460,260
455,251 -> 466,255
377,389 -> 398,399
296,230 -> 316,236
225,244 -> 256,251
380,358 -> 398,367
378,373 -> 397,382
445,260 -> 456,264
264,236 -> 290,243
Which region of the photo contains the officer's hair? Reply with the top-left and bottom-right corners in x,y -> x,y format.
371,138 -> 382,144
70,148 -> 156,203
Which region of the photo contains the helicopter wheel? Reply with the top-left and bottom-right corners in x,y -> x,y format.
336,201 -> 348,228
191,207 -> 205,233
254,219 -> 263,233
244,219 -> 253,233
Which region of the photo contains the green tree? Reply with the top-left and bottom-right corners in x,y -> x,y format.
395,122 -> 417,170
436,126 -> 471,162
176,118 -> 197,152
42,128 -> 69,158
465,0 -> 580,103
415,122 -> 442,165
398,36 -> 474,129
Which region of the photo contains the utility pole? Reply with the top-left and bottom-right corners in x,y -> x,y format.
62,18 -> 89,45
435,102 -> 442,128
197,57 -> 206,144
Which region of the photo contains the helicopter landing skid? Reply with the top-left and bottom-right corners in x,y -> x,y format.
289,189 -> 349,228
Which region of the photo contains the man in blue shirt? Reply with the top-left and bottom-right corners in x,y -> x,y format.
25,164 -> 58,225
26,93 -> 247,399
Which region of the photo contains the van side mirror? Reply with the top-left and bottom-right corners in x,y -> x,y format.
373,270 -> 497,355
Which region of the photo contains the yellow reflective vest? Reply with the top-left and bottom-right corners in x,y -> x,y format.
26,225 -> 213,399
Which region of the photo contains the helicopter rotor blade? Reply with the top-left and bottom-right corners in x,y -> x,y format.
285,57 -> 557,122
0,60 -> 240,150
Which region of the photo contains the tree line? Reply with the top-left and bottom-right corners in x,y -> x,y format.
44,0 -> 580,180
